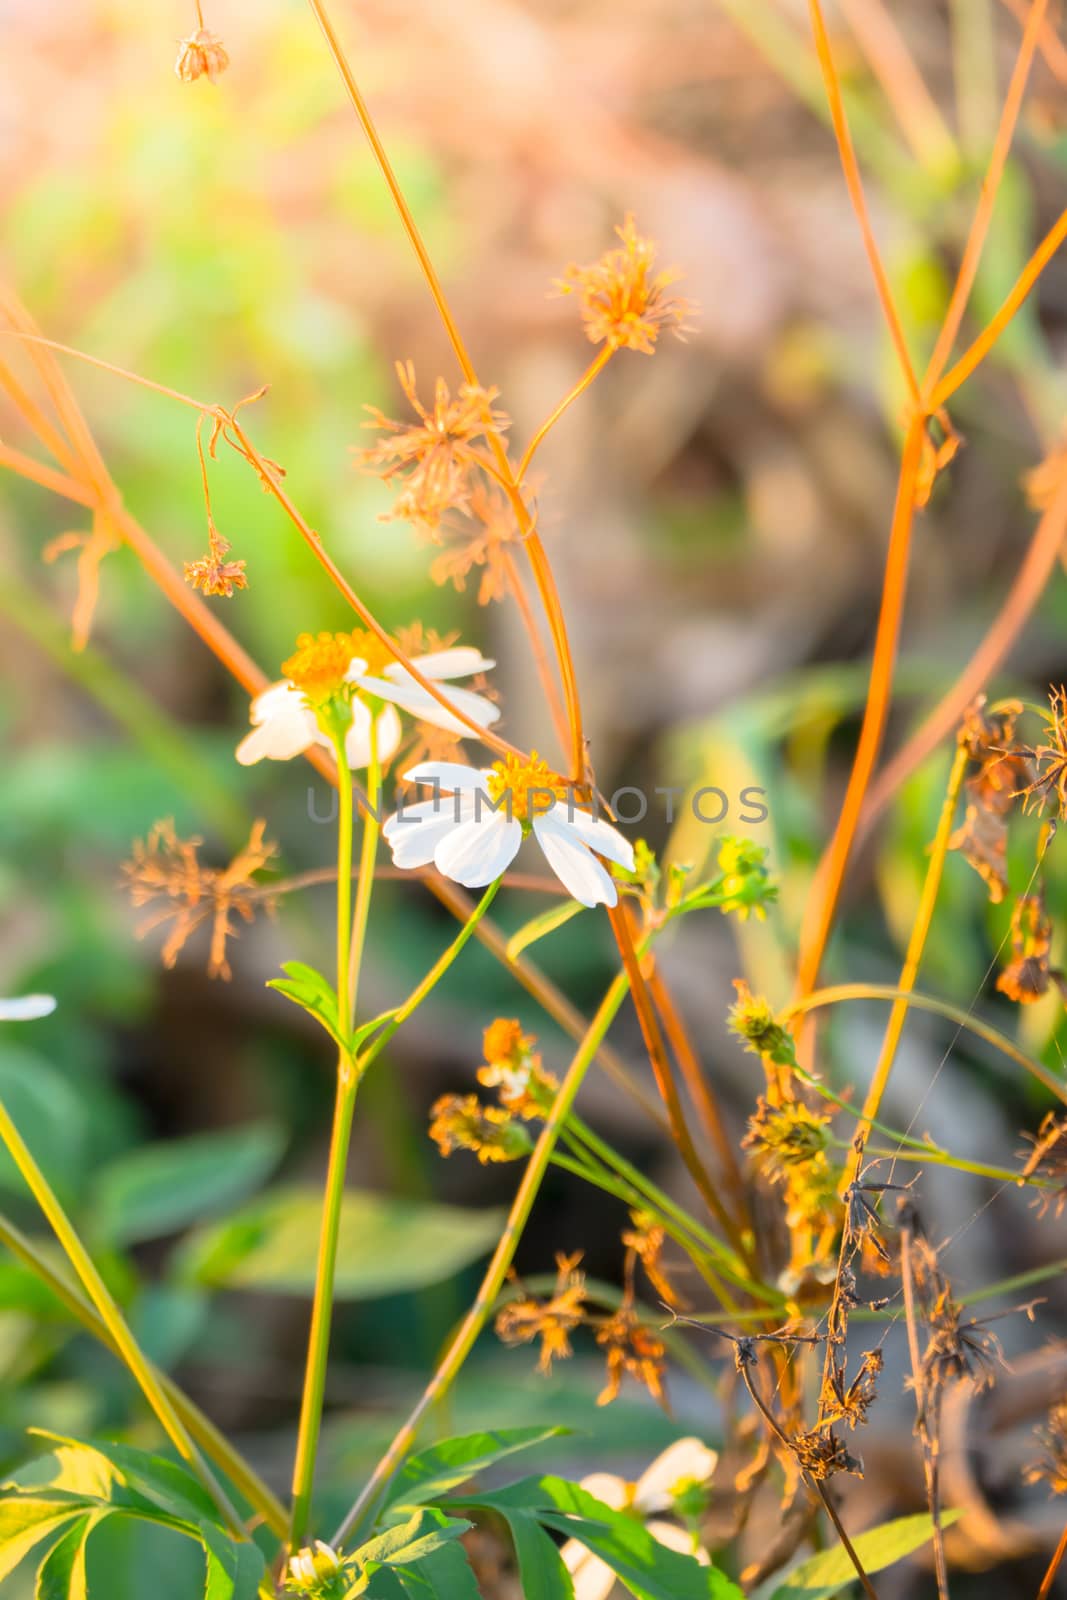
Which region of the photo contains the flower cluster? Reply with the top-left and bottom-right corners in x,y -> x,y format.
556,216 -> 692,355
427,1093 -> 532,1165
495,1252 -> 588,1374
477,1017 -> 558,1116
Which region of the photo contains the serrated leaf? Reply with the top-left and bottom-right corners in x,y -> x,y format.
505,902 -> 586,961
0,1501 -> 80,1584
387,1427 -> 568,1511
358,1507 -> 470,1570
175,1186 -> 502,1299
10,1434 -> 219,1527
201,1520 -> 266,1600
764,1510 -> 963,1600
90,1122 -> 285,1245
35,1510 -> 104,1600
268,960 -> 345,1050
371,1540 -> 484,1598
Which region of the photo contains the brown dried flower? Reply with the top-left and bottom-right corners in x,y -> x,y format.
596,1305 -> 668,1407
1020,1111 -> 1067,1216
556,216 -> 693,354
175,26 -> 229,84
122,819 -> 276,980
949,697 -> 1033,903
997,891 -> 1066,1006
495,1253 -> 587,1374
791,1427 -> 863,1482
1026,1399 -> 1067,1496
428,1094 -> 531,1165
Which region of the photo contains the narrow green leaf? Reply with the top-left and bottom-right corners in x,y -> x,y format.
359,1507 -> 471,1571
497,1508 -> 575,1600
267,974 -> 345,1051
176,1186 -> 503,1299
35,1510 -> 104,1600
90,1122 -> 285,1245
505,901 -> 586,961
764,1510 -> 963,1600
387,1427 -> 568,1511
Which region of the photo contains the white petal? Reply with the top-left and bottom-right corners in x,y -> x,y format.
533,816 -> 618,908
343,702 -> 402,769
386,810 -> 462,870
645,1521 -> 708,1564
386,648 -> 495,682
403,762 -> 492,794
578,1473 -> 629,1511
554,808 -> 635,872
362,677 -> 500,736
342,657 -> 370,683
0,995 -> 57,1022
236,700 -> 318,765
248,680 -> 298,722
434,814 -> 522,887
636,1439 -> 718,1512
562,1545 -> 616,1600
383,794 -> 477,838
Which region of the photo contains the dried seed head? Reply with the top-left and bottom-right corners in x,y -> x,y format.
428,1093 -> 531,1165
596,1306 -> 668,1407
556,216 -> 694,354
495,1253 -> 587,1374
175,27 -> 229,84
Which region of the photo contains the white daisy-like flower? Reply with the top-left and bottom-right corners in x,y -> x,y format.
382,754 -> 634,908
0,995 -> 57,1021
236,630 -> 499,769
561,1438 -> 718,1600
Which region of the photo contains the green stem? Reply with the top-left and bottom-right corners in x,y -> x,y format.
348,717 -> 381,1018
331,943 -> 642,1549
0,1212 -> 286,1537
289,733 -> 362,1550
0,1099 -> 242,1531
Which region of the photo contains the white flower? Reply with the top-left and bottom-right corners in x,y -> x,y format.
561,1438 -> 718,1600
382,757 -> 635,908
236,640 -> 499,769
0,995 -> 56,1021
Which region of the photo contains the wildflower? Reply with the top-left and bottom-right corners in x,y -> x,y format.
184,505 -> 246,598
174,26 -> 229,84
1019,1111 -> 1067,1216
235,630 -> 498,768
382,758 -> 634,907
286,1540 -> 343,1595
621,1210 -> 684,1310
743,1098 -> 830,1183
596,1306 -> 668,1407
356,361 -> 509,534
715,837 -> 777,920
122,818 -> 276,980
1019,685 -> 1067,819
556,216 -> 693,355
560,1439 -> 717,1600
1026,1399 -> 1067,1496
0,995 -> 56,1021
428,1094 -> 531,1164
997,891 -> 1066,1005
495,1252 -> 587,1373
728,980 -> 798,1071
477,1018 -> 558,1116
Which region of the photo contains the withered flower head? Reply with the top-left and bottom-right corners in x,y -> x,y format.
477,1018 -> 558,1117
596,1306 -> 668,1408
429,484 -> 516,605
744,1098 -> 830,1183
621,1209 -> 685,1310
997,891 -> 1066,1006
728,980 -> 799,1071
428,1093 -> 531,1165
791,1427 -> 863,1482
949,697 -> 1033,904
184,515 -> 247,598
556,216 -> 693,355
1018,685 -> 1067,821
495,1252 -> 587,1374
820,1349 -> 883,1431
922,1289 -> 1005,1394
355,361 -> 509,534
1026,1399 -> 1067,1496
175,27 -> 229,84
1019,1111 -> 1067,1216
122,819 -> 276,980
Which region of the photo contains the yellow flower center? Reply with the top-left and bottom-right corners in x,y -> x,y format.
282,631 -> 363,704
348,628 -> 404,677
486,752 -> 570,825
483,1017 -> 532,1066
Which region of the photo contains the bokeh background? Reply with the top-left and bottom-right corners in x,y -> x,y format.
4,1 -> 1067,1593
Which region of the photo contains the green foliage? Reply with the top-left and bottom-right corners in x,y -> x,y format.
760,1511 -> 963,1600
176,1186 -> 504,1298
89,1121 -> 286,1246
504,903 -> 587,962
385,1426 -> 568,1511
268,962 -> 397,1054
0,1434 -> 264,1600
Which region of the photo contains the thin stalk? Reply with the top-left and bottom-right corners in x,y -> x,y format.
347,719 -> 380,1016
0,1213 -> 286,1538
785,982 -> 1067,1106
842,738 -> 969,1193
289,738 -> 358,1550
515,348 -> 614,483
836,0 -> 958,175
0,1098 -> 241,1530
331,947 -> 644,1549
1038,1520 -> 1067,1600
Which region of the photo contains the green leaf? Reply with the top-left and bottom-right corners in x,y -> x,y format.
387,1427 -> 568,1511
505,902 -> 586,961
9,1434 -> 219,1527
200,1520 -> 266,1600
496,1508 -> 575,1600
764,1511 -> 963,1600
267,961 -> 345,1049
455,1477 -> 733,1600
176,1186 -> 503,1299
359,1507 -> 471,1570
35,1510 -> 104,1600
370,1540 -> 485,1598
0,1048 -> 87,1202
90,1122 -> 285,1245
0,1500 -> 80,1584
